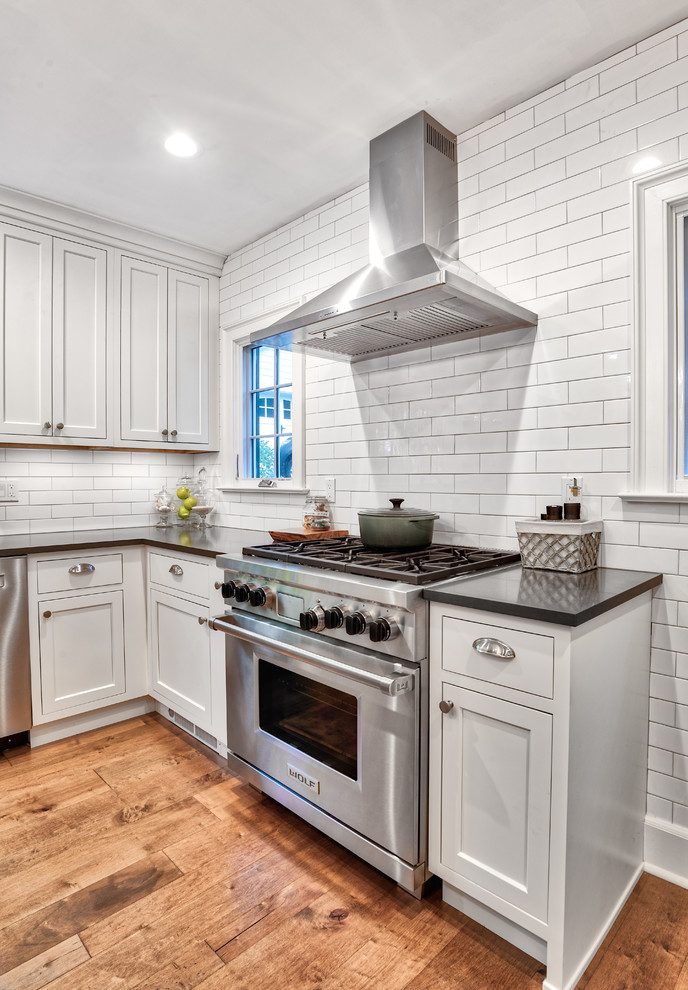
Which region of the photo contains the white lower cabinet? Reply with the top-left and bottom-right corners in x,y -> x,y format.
147,550 -> 226,746
29,547 -> 147,725
39,591 -> 125,715
429,594 -> 653,990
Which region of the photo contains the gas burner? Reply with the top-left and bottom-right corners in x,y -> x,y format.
243,538 -> 520,585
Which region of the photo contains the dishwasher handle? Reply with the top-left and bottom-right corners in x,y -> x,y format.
209,615 -> 414,697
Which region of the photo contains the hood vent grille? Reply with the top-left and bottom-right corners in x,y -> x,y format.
305,302 -> 491,358
426,121 -> 456,162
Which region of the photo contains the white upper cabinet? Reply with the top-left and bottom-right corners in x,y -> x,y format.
0,222 -> 108,443
120,257 -> 212,448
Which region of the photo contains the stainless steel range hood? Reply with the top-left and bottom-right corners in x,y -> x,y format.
251,111 -> 537,361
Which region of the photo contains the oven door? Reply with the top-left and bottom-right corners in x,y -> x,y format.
212,610 -> 420,865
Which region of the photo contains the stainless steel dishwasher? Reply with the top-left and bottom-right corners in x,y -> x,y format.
0,556 -> 31,749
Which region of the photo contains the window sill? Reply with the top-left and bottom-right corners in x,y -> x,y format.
618,492 -> 688,503
217,483 -> 310,496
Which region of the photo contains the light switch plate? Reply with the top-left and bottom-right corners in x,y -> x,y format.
325,478 -> 336,503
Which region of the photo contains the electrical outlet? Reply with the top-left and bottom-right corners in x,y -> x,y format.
561,475 -> 583,503
0,479 -> 18,501
325,478 -> 336,503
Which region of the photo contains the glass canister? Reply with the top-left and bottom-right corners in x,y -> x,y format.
153,485 -> 174,528
303,495 -> 331,531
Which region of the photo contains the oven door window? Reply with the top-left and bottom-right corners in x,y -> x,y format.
258,659 -> 358,780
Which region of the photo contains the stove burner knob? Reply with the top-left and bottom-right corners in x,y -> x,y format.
221,581 -> 238,599
345,611 -> 367,636
324,607 -> 344,629
248,587 -> 267,607
299,605 -> 325,632
369,618 -> 392,643
233,583 -> 251,603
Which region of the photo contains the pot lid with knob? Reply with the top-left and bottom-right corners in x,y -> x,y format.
358,498 -> 439,521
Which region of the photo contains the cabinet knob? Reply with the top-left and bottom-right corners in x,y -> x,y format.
439,700 -> 454,714
44,421 -> 52,430
169,564 -> 183,576
170,430 -> 178,437
42,610 -> 52,619
214,581 -> 222,590
161,429 -> 169,437
198,616 -> 208,625
56,423 -> 64,430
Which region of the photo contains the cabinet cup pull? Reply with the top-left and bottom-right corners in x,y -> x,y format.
69,563 -> 95,575
439,699 -> 454,714
42,611 -> 52,619
472,637 -> 516,660
56,422 -> 64,430
169,564 -> 184,576
198,616 -> 208,625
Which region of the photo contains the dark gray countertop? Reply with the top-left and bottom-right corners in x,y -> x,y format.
0,525 -> 269,560
423,564 -> 663,626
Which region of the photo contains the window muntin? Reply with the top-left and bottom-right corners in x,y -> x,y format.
246,343 -> 293,480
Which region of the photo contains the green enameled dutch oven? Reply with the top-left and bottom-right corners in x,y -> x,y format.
358,498 -> 439,550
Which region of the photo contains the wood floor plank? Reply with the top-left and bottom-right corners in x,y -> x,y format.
131,940 -> 223,990
580,872 -> 688,990
0,850 -> 182,975
0,767 -> 111,834
0,934 -> 89,990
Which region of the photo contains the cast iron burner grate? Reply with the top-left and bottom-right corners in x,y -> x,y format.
242,538 -> 520,585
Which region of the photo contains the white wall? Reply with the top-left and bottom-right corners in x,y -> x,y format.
213,17 -> 688,864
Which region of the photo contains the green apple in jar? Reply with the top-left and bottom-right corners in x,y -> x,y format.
178,505 -> 190,520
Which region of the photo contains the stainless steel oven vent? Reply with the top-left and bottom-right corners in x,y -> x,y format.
251,110 -> 537,361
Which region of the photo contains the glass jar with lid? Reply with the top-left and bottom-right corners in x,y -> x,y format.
303,495 -> 330,531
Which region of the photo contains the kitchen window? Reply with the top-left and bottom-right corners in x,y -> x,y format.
219,305 -> 306,493
624,162 -> 688,502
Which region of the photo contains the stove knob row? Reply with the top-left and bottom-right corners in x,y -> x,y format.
222,581 -> 269,608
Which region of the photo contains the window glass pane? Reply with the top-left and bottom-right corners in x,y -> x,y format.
251,346 -> 275,389
277,349 -> 292,386
277,435 -> 292,479
253,390 -> 275,436
277,386 -> 292,431
253,437 -> 275,478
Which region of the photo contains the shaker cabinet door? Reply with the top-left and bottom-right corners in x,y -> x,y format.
438,686 -> 552,922
0,222 -> 52,435
39,591 -> 126,715
167,269 -> 209,445
52,238 -> 108,439
120,256 -> 168,443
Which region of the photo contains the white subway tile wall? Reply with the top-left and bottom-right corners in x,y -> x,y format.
208,14 -> 688,830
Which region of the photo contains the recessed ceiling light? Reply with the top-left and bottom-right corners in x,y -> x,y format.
164,132 -> 199,158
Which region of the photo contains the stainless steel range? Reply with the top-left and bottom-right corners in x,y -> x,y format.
211,538 -> 519,897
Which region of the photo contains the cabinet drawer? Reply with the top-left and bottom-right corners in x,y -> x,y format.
37,553 -> 123,594
441,616 -> 554,699
149,552 -> 209,599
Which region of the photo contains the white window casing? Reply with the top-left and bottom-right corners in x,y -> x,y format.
623,162 -> 688,503
218,304 -> 307,494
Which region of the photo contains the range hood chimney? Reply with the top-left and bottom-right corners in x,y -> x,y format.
251,111 -> 537,361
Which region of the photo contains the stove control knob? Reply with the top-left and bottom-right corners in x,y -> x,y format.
345,611 -> 367,636
233,583 -> 251,603
369,618 -> 392,643
221,581 -> 238,599
299,605 -> 326,632
323,606 -> 345,629
248,587 -> 267,607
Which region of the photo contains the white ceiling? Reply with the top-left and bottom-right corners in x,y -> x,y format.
1,0 -> 687,256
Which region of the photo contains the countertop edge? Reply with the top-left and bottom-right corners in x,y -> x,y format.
423,569 -> 664,626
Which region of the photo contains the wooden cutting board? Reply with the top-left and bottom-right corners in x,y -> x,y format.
268,527 -> 349,542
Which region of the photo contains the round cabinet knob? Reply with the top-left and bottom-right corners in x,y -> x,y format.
161,429 -> 169,437
369,618 -> 392,644
44,422 -> 52,430
323,607 -> 344,629
56,423 -> 64,430
170,430 -> 178,437
221,581 -> 237,599
233,584 -> 251,603
345,612 -> 367,636
439,700 -> 454,714
198,616 -> 208,625
248,587 -> 267,607
214,581 -> 222,590
42,610 -> 52,619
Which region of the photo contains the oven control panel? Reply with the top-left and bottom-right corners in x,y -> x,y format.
219,569 -> 425,661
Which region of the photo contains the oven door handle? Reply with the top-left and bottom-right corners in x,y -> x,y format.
209,615 -> 414,697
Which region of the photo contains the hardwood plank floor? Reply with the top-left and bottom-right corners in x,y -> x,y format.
0,713 -> 686,990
